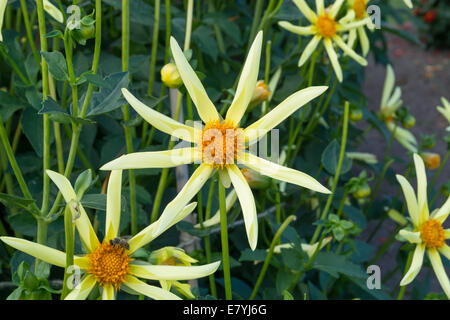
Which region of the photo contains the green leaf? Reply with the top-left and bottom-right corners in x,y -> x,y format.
238,249 -> 267,262
39,98 -> 95,125
86,72 -> 130,116
7,213 -> 37,237
82,72 -> 112,89
0,193 -> 37,213
44,30 -> 64,39
41,51 -> 69,81
321,139 -> 352,175
312,252 -> 367,279
282,290 -> 294,300
74,169 -> 94,199
80,194 -> 107,211
0,91 -> 26,122
276,269 -> 295,294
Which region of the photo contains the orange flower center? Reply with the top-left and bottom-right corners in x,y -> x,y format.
354,0 -> 366,20
421,153 -> 441,170
88,241 -> 133,288
198,120 -> 244,169
162,256 -> 177,266
420,219 -> 445,249
316,14 -> 337,38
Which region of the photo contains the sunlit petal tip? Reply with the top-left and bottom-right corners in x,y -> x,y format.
400,244 -> 425,286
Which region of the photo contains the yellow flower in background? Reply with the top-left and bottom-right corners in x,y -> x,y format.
161,62 -> 183,89
346,152 -> 378,164
347,0 -> 375,56
100,31 -> 331,250
0,0 -> 63,41
437,97 -> 450,131
380,65 -> 418,153
273,237 -> 333,258
420,152 -> 441,170
396,154 -> 450,298
1,170 -> 220,300
149,247 -> 199,299
250,80 -> 271,105
278,0 -> 370,82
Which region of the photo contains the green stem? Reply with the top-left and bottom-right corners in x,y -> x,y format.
310,101 -> 349,244
218,180 -> 232,300
121,0 -> 138,235
0,116 -> 40,214
20,0 -> 40,67
61,206 -> 75,299
249,215 -> 296,300
429,150 -> 449,206
365,158 -> 394,212
203,178 -> 217,298
248,0 -> 264,49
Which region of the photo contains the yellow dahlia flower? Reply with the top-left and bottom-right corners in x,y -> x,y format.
347,0 -> 375,56
1,170 -> 220,300
0,0 -> 63,41
396,154 -> 450,298
100,31 -> 331,251
380,65 -> 418,153
278,0 -> 370,82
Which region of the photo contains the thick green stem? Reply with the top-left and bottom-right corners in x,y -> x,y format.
250,215 -> 296,300
219,180 -> 232,300
203,178 -> 217,298
20,0 -> 40,66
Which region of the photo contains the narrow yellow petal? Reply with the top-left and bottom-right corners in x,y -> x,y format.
357,26 -> 370,57
43,0 -> 64,23
439,244 -> 450,261
64,275 -> 97,300
194,189 -> 237,228
298,36 -> 321,67
156,164 -> 213,236
403,0 -> 413,9
413,153 -> 429,224
101,284 -> 116,300
339,9 -> 355,24
329,0 -> 344,18
333,36 -> 367,66
400,244 -> 425,286
240,153 -> 331,194
74,256 -> 90,270
105,170 -> 122,241
399,230 -> 422,244
315,0 -> 324,15
0,237 -> 66,267
347,29 -> 357,50
244,86 -> 328,142
431,196 -> 450,224
123,275 -> 182,300
0,0 -> 7,42
427,249 -> 450,299
396,174 -> 419,227
100,148 -> 200,171
121,88 -> 197,142
278,21 -> 314,36
46,170 -> 99,252
227,165 -> 258,250
225,31 -> 263,124
129,261 -> 221,281
292,0 -> 317,23
323,38 -> 342,82
128,202 -> 198,253
381,65 -> 395,108
170,37 -> 219,123
338,17 -> 371,32
218,169 -> 231,188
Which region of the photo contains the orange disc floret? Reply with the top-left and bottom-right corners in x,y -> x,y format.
316,14 -> 337,38
420,219 -> 445,249
88,241 -> 133,289
354,0 -> 367,20
199,120 -> 244,169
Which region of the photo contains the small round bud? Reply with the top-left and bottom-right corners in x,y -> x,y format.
421,152 -> 441,170
350,107 -> 363,122
353,183 -> 371,199
250,80 -> 271,105
161,63 -> 183,88
241,168 -> 270,190
402,114 -> 416,128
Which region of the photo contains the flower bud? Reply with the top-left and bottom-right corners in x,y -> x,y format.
241,168 -> 270,189
250,80 -> 271,105
350,107 -> 363,122
402,114 -> 416,128
353,183 -> 371,199
161,63 -> 183,88
387,209 -> 408,226
421,152 -> 441,170
149,246 -> 197,266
